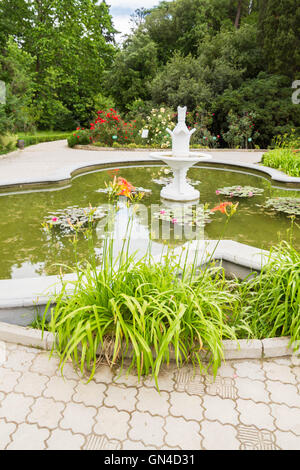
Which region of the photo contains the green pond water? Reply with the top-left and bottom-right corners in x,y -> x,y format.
0,164 -> 299,280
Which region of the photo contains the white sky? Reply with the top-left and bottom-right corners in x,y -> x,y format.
106,0 -> 163,40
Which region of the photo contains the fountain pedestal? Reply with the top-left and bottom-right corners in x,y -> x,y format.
149,106 -> 212,202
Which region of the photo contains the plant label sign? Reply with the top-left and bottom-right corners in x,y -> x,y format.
142,129 -> 149,139
0,81 -> 5,105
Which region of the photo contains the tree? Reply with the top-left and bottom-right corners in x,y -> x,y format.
105,33 -> 158,111
0,0 -> 117,129
258,0 -> 300,78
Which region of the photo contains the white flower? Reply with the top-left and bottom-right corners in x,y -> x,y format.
160,107 -> 166,113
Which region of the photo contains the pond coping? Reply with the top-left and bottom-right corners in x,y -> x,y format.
0,154 -> 299,192
0,321 -> 298,362
0,239 -> 270,327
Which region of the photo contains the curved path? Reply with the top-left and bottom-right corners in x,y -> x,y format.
0,140 -> 265,188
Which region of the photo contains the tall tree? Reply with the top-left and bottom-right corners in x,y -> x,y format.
258,0 -> 300,78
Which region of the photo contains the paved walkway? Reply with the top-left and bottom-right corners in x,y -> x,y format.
0,140 -> 264,187
0,341 -> 300,450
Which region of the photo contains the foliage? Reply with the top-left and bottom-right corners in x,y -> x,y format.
43,206 -> 107,235
0,0 -> 116,130
216,186 -> 264,198
264,198 -> 300,217
222,111 -> 259,149
104,176 -> 146,203
140,107 -> 175,148
239,241 -> 300,343
262,149 -> 300,178
42,232 -> 243,384
68,129 -> 90,148
89,109 -> 138,147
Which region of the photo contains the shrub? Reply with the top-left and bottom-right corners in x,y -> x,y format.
89,109 -> 139,147
68,129 -> 90,148
140,107 -> 175,148
223,111 -> 259,149
262,132 -> 300,177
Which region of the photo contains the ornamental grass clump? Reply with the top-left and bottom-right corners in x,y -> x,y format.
239,241 -> 300,343
41,232 -> 244,386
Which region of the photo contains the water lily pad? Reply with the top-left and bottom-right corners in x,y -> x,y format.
216,185 -> 264,198
44,206 -> 107,234
153,204 -> 214,227
264,198 -> 300,217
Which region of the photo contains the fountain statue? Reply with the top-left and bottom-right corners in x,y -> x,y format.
150,106 -> 212,201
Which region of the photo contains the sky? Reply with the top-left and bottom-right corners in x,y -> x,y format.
106,0 -> 162,41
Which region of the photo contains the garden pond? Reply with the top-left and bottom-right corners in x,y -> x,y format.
0,163 -> 299,280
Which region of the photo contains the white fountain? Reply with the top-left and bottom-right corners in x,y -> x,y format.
150,106 -> 212,201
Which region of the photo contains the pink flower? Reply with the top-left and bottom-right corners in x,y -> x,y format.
160,210 -> 166,215
52,217 -> 58,222
216,190 -> 220,195
172,218 -> 178,224
248,192 -> 254,197
230,193 -> 233,198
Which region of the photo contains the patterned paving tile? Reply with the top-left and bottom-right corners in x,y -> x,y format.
0,340 -> 300,450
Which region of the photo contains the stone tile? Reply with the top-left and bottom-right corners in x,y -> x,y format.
143,367 -> 175,392
93,365 -> 115,384
129,411 -> 165,447
215,362 -> 236,378
235,377 -> 269,403
266,380 -> 300,408
0,341 -> 6,366
170,391 -> 203,421
137,387 -> 170,417
205,376 -> 237,399
203,395 -> 238,425
27,397 -> 64,429
94,406 -> 130,441
122,440 -> 158,450
173,367 -> 205,395
263,362 -> 296,384
275,431 -> 300,450
237,399 -> 275,430
0,368 -> 21,393
84,434 -> 122,450
233,360 -> 265,381
0,393 -> 34,423
113,366 -> 143,388
237,425 -> 279,450
0,420 -> 17,449
73,381 -> 106,408
271,404 -> 300,435
7,423 -> 50,450
292,366 -> 300,381
165,416 -> 202,450
30,352 -> 60,376
43,376 -> 77,402
58,362 -> 80,381
60,402 -> 96,435
3,348 -> 36,372
47,429 -> 85,450
15,371 -> 48,397
201,421 -> 239,450
104,384 -> 137,412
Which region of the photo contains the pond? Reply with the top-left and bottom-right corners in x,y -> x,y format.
0,163 -> 299,280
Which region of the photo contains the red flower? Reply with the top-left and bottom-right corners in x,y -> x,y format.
211,202 -> 233,214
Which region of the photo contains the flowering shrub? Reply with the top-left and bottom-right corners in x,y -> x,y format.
67,128 -> 90,148
223,111 -> 259,149
186,110 -> 220,148
140,107 -> 175,148
89,109 -> 138,146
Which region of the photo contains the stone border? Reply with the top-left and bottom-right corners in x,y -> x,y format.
0,240 -> 270,326
0,153 -> 299,191
0,322 -> 298,361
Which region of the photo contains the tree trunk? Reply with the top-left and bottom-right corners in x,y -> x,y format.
234,0 -> 243,29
